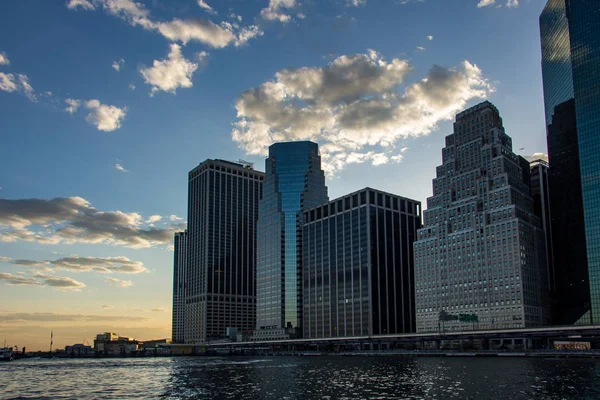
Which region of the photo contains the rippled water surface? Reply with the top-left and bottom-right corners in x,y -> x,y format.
1,356 -> 600,399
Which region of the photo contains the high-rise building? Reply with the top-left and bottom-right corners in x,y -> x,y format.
172,231 -> 187,344
540,0 -> 599,324
529,159 -> 553,302
413,101 -> 549,333
255,141 -> 328,340
302,188 -> 421,339
184,159 -> 263,343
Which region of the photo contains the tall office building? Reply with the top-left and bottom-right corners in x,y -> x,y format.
302,188 -> 421,339
414,101 -> 549,333
184,159 -> 263,343
255,141 -> 328,340
172,231 -> 187,344
529,159 -> 553,303
540,0 -> 599,324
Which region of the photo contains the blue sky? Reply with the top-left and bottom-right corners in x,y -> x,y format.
0,0 -> 547,350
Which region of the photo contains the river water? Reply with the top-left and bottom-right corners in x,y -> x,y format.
1,356 -> 599,399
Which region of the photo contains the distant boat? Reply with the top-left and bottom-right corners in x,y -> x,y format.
0,347 -> 14,362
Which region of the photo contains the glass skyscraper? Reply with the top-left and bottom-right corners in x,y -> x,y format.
302,188 -> 421,339
540,0 -> 600,324
256,141 -> 328,339
172,231 -> 187,344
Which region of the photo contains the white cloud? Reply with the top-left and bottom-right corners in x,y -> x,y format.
66,0 -> 96,10
0,52 -> 9,66
0,197 -> 177,249
427,35 -> 433,40
232,51 -> 492,175
260,0 -> 297,23
66,0 -> 262,48
0,73 -> 37,102
129,83 -> 136,90
114,163 -> 128,172
105,277 -> 133,288
112,58 -> 125,71
140,44 -> 198,95
64,98 -> 81,114
0,272 -> 85,291
84,99 -> 127,131
347,0 -> 366,6
169,215 -> 183,221
506,0 -> 518,7
197,0 -> 216,14
416,46 -> 426,51
477,0 -> 495,7
146,215 -> 162,224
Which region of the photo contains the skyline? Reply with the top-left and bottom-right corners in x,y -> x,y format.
0,0 -> 549,351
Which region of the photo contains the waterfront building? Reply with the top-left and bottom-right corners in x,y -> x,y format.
171,231 -> 187,344
185,159 -> 263,342
413,101 -> 549,333
302,188 -> 421,338
256,141 -> 328,339
540,0 -> 599,324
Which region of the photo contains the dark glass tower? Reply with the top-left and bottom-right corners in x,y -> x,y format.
185,159 -> 263,342
414,101 -> 549,332
302,188 -> 421,339
540,0 -> 599,324
172,231 -> 187,344
256,141 -> 328,339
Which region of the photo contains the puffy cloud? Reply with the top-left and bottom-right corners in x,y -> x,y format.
66,0 -> 96,10
112,58 -> 125,71
427,35 -> 433,40
140,44 -> 198,95
64,98 -> 81,114
146,215 -> 162,224
232,51 -> 492,175
0,272 -> 85,290
506,0 -> 518,7
0,73 -> 37,102
66,0 -> 261,48
197,0 -> 216,14
169,215 -> 184,221
0,197 -> 177,248
477,0 -> 495,7
0,51 -> 9,65
84,99 -> 127,131
129,83 -> 136,90
105,277 -> 133,288
260,0 -> 297,23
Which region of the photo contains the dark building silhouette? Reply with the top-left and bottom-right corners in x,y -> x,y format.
301,188 -> 421,338
184,159 -> 263,342
172,231 -> 187,344
546,100 -> 590,324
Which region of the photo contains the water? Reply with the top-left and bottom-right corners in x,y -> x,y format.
1,356 -> 600,399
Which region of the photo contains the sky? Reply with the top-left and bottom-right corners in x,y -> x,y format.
0,0 -> 549,351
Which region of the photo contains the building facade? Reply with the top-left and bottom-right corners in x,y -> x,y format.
171,231 -> 187,344
414,101 -> 549,333
540,0 -> 599,324
302,188 -> 421,339
256,141 -> 328,339
185,159 -> 263,342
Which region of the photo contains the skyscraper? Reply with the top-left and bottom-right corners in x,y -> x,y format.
255,141 -> 328,340
172,231 -> 187,344
540,0 -> 599,324
413,101 -> 549,333
302,188 -> 421,339
184,159 -> 263,343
